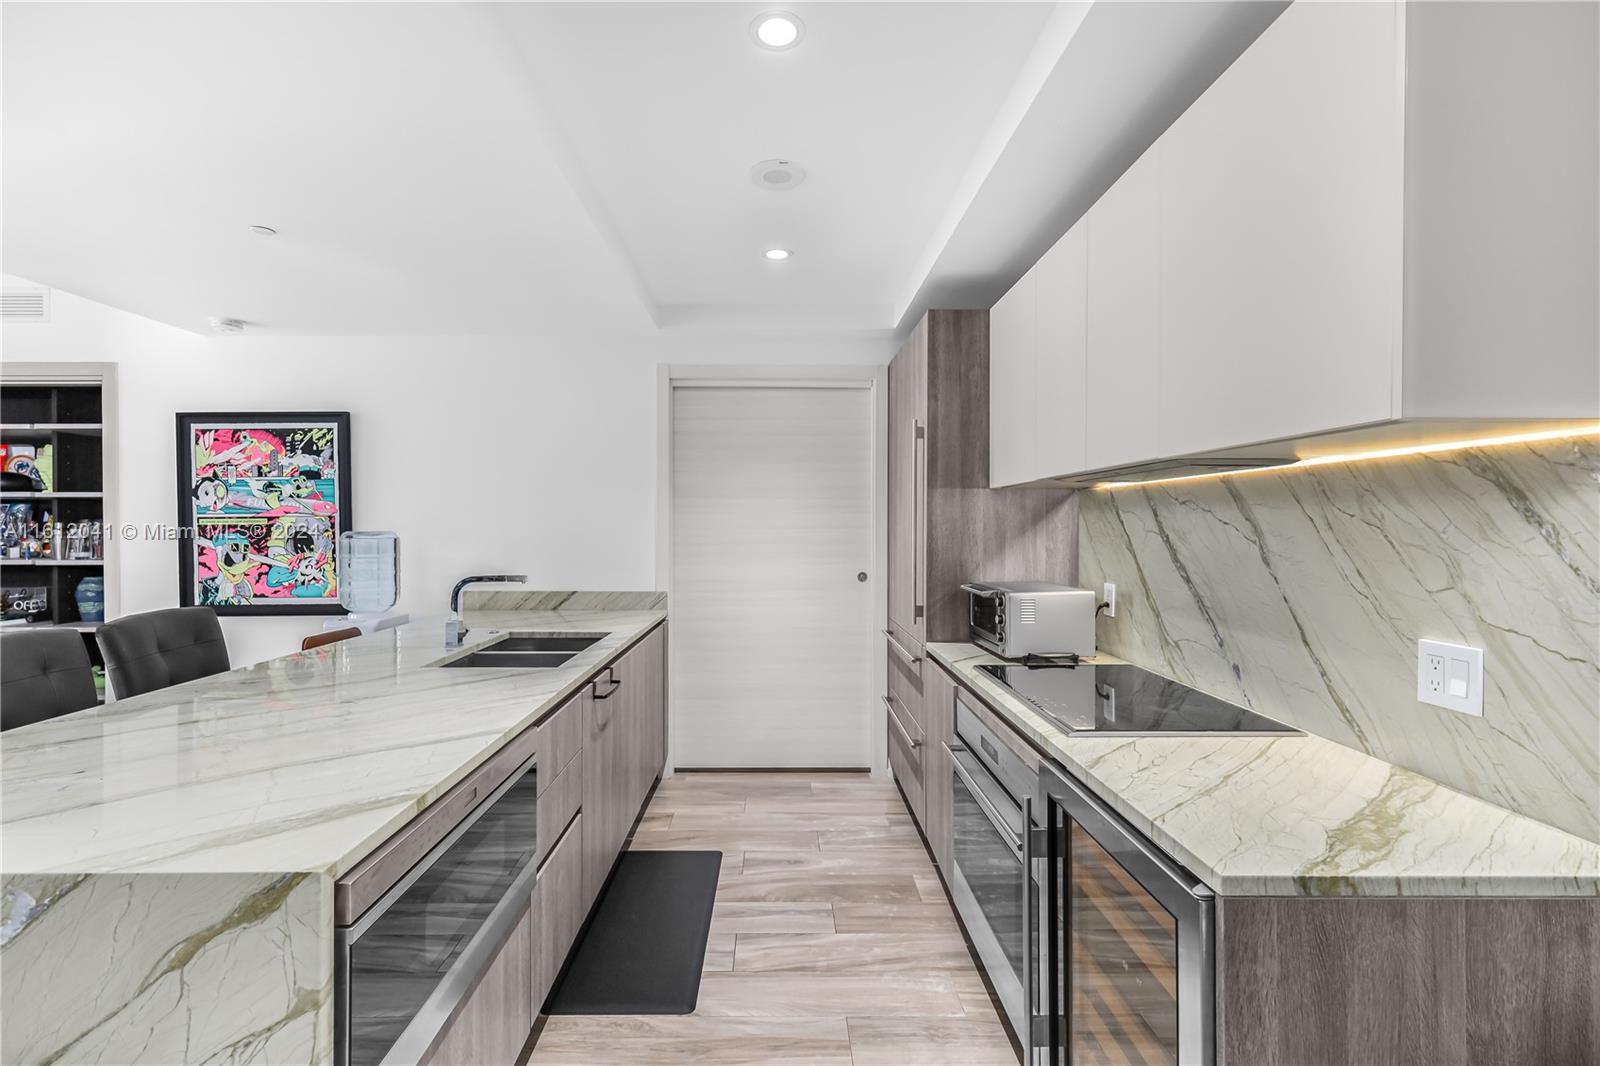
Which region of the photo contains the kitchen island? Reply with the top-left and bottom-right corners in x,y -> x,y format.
1,601 -> 666,1065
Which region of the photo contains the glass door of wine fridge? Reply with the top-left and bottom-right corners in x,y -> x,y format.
1036,762 -> 1214,1066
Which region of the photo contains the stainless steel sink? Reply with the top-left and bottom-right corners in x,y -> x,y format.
442,650 -> 578,669
488,634 -> 604,653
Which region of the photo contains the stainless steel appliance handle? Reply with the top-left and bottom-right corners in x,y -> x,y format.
1023,794 -> 1036,1064
379,842 -> 541,1065
912,419 -> 925,623
960,583 -> 1002,598
950,752 -> 1022,855
883,695 -> 922,749
884,629 -> 922,667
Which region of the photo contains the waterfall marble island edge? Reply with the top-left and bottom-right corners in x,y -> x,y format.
0,601 -> 667,1066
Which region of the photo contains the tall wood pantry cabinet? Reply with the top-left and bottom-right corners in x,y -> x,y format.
885,309 -> 1076,857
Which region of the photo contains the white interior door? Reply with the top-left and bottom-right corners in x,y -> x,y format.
671,384 -> 875,768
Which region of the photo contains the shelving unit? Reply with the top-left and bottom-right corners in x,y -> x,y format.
1,367 -> 117,699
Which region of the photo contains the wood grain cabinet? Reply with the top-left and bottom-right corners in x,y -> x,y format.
533,808 -> 585,1012
413,622 -> 667,1062
993,0 -> 1598,485
885,311 -> 1075,838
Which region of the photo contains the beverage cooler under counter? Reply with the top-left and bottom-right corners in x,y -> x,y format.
1033,760 -> 1214,1066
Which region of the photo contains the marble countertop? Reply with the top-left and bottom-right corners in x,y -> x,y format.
929,643 -> 1600,897
0,609 -> 666,879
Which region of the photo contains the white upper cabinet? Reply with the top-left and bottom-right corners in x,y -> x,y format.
1085,144 -> 1161,472
990,0 -> 1597,486
989,227 -> 1090,487
988,268 -> 1036,488
1034,224 -> 1089,478
1156,0 -> 1403,458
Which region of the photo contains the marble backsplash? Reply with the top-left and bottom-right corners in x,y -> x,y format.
463,589 -> 667,612
1078,435 -> 1600,842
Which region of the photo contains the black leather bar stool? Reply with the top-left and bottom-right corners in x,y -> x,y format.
1,628 -> 100,730
96,606 -> 230,699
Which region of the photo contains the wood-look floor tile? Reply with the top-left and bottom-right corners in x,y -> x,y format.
817,825 -> 924,850
702,931 -> 736,972
831,901 -> 961,933
740,848 -> 934,876
662,773 -> 823,798
743,794 -> 909,816
627,829 -> 821,853
734,932 -> 975,974
916,872 -> 947,903
647,795 -> 750,814
713,871 -> 924,904
709,901 -> 836,934
528,1016 -> 852,1065
959,990 -> 1006,1021
692,973 -> 969,1018
670,809 -> 905,831
808,779 -> 900,795
846,1017 -> 1018,1065
635,809 -> 674,831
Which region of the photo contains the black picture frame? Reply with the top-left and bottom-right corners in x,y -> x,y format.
175,411 -> 353,616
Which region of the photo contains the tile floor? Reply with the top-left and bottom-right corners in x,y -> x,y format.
526,772 -> 1017,1065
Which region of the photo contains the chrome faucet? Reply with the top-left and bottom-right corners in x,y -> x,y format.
445,574 -> 528,647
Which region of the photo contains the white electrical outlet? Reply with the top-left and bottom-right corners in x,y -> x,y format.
1102,582 -> 1116,618
1417,639 -> 1483,717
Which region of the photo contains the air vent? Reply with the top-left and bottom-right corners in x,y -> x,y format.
1,288 -> 49,321
1017,598 -> 1037,624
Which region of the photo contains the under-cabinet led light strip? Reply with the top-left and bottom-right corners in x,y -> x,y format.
1095,424 -> 1600,490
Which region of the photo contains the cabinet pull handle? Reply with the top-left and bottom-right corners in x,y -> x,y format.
884,630 -> 922,666
883,695 -> 922,749
592,667 -> 623,700
912,419 -> 926,622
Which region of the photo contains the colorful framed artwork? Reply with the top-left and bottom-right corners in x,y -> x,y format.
175,412 -> 352,615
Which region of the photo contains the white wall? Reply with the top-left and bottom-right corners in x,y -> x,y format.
3,286 -> 894,665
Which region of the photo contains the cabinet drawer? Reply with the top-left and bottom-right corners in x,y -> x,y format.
535,692 -> 585,792
536,749 -> 583,868
886,695 -> 926,827
954,685 -> 1040,771
337,720 -> 540,926
534,810 -> 585,1012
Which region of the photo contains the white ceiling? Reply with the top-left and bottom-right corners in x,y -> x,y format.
2,2 -> 1282,339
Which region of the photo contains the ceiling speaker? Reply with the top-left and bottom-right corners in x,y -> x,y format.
749,159 -> 806,191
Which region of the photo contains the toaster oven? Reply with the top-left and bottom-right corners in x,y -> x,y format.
961,581 -> 1097,660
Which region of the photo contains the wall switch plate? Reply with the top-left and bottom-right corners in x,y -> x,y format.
1102,582 -> 1116,618
1417,639 -> 1483,716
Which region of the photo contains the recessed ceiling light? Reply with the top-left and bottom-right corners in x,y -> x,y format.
248,225 -> 277,236
764,248 -> 792,261
750,11 -> 804,50
208,316 -> 247,333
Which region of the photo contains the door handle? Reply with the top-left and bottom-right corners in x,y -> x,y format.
1023,795 -> 1036,1064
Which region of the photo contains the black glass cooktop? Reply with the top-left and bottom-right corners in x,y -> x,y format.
976,661 -> 1299,736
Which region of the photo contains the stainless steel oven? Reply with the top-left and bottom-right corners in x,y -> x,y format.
948,698 -> 1046,1053
1036,760 -> 1214,1065
336,749 -> 540,1066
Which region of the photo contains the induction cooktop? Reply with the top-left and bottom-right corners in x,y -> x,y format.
975,661 -> 1300,736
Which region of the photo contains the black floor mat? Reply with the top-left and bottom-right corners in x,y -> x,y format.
544,850 -> 722,1015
